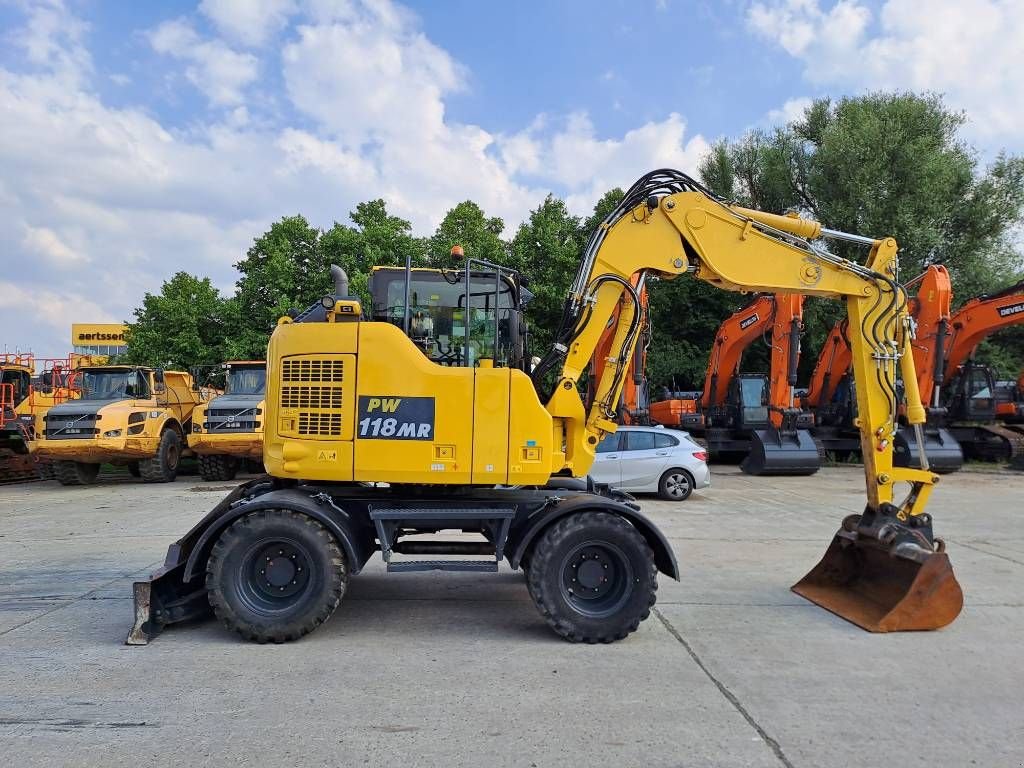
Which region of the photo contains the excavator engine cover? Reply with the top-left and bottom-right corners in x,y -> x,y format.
894,425 -> 963,474
742,426 -> 821,476
792,507 -> 963,632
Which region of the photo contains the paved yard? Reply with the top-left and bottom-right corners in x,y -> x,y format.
0,467 -> 1021,767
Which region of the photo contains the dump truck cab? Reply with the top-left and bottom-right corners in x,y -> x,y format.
189,361 -> 266,481
33,365 -> 202,485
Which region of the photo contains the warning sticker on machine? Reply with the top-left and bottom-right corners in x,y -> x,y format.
997,302 -> 1024,318
357,396 -> 435,440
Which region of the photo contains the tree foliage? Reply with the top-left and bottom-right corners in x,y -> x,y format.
124,272 -> 228,370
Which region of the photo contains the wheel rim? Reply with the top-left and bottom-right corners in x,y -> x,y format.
559,540 -> 634,619
665,472 -> 690,498
237,537 -> 312,615
167,441 -> 180,469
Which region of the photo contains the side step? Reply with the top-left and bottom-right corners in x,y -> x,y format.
387,560 -> 499,573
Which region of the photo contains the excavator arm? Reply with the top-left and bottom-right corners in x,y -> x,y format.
534,169 -> 961,632
942,279 -> 1024,385
588,274 -> 650,424
701,294 -> 777,408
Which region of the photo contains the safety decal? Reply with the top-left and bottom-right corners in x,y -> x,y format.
357,396 -> 435,440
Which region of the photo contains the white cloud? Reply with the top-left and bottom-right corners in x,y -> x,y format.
0,0 -> 710,358
21,225 -> 87,267
746,0 -> 1024,142
199,0 -> 298,46
765,96 -> 813,125
149,19 -> 259,106
498,112 -> 710,215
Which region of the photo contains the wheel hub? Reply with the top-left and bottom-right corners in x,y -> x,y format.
249,542 -> 309,600
265,556 -> 296,587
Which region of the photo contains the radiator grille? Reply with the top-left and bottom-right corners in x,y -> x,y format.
280,356 -> 346,438
297,413 -> 342,436
281,359 -> 345,383
280,386 -> 343,410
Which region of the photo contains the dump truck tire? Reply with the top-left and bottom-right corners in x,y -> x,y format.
138,429 -> 181,483
527,511 -> 656,643
199,454 -> 238,481
206,509 -> 347,643
657,468 -> 694,501
54,460 -> 100,486
127,461 -> 141,478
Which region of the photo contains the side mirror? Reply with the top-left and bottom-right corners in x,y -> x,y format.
154,369 -> 165,385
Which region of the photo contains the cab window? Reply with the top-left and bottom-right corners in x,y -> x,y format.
595,434 -> 621,453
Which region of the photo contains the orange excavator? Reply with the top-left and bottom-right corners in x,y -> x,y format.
649,293 -> 820,475
804,267 -> 963,471
995,369 -> 1024,424
935,278 -> 1024,460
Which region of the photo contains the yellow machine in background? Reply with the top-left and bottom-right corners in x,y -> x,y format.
131,170 -> 962,646
32,365 -> 203,485
189,361 -> 266,480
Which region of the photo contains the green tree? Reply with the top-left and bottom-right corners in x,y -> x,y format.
698,92 -> 1024,380
427,201 -> 506,266
508,195 -> 584,352
124,272 -> 228,370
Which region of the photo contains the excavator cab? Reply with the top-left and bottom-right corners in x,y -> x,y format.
946,362 -> 998,422
368,264 -> 530,371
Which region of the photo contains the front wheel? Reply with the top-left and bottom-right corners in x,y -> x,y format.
138,429 -> 181,483
206,509 -> 348,643
526,512 -> 657,643
199,454 -> 238,481
54,460 -> 100,486
657,468 -> 693,501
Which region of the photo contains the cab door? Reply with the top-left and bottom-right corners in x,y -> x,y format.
589,432 -> 622,486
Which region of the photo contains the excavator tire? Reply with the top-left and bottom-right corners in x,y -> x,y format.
526,511 -> 656,643
138,429 -> 181,483
206,509 -> 348,643
54,460 -> 100,486
199,454 -> 238,482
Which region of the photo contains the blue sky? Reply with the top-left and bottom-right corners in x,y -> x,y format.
1,0 -> 1021,358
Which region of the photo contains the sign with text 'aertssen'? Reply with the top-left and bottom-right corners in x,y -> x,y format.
357,396 -> 435,440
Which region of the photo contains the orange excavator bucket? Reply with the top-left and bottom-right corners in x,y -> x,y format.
792,508 -> 963,632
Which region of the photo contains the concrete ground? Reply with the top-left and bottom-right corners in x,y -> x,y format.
0,467 -> 1021,767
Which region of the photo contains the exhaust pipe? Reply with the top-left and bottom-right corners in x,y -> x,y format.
331,264 -> 350,298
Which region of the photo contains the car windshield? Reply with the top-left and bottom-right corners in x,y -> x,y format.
226,367 -> 266,395
81,369 -> 150,400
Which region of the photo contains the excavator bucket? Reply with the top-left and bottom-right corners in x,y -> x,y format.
742,427 -> 821,476
792,520 -> 963,632
894,426 -> 963,474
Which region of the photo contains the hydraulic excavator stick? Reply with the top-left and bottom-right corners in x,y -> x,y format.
130,170 -> 962,644
588,274 -> 651,424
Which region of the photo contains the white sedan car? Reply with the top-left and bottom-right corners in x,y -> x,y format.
590,426 -> 711,501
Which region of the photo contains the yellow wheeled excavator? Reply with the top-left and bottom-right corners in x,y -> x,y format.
129,170 -> 962,645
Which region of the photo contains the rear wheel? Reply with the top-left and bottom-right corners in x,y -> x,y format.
657,468 -> 693,501
206,509 -> 347,643
54,460 -> 100,486
526,511 -> 656,643
199,454 -> 238,481
138,429 -> 181,483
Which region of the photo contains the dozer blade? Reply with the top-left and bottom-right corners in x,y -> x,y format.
894,425 -> 963,474
793,525 -> 963,632
742,427 -> 821,476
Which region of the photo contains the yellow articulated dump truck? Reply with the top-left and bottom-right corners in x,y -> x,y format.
32,365 -> 203,485
188,361 -> 266,481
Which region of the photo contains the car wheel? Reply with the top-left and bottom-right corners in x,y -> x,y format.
657,468 -> 693,501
